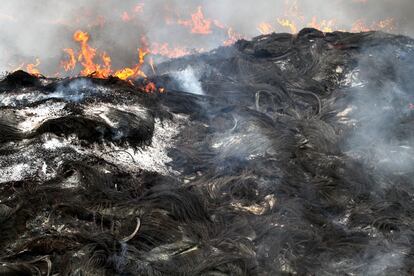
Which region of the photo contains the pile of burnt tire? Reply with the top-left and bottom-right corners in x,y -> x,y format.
1,28 -> 414,275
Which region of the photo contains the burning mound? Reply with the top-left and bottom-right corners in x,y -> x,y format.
1,29 -> 414,275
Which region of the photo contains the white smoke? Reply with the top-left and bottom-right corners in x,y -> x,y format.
342,43 -> 414,181
171,66 -> 204,95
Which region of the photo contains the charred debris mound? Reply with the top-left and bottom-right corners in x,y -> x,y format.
1,28 -> 414,275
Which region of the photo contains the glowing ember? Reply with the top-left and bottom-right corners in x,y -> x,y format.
144,81 -> 157,93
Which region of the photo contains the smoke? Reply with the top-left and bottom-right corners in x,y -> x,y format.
323,38 -> 414,274
171,66 -> 204,95
0,78 -> 100,106
342,42 -> 414,179
1,0 -> 414,75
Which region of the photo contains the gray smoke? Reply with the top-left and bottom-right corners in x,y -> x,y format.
343,42 -> 414,180
0,0 -> 414,74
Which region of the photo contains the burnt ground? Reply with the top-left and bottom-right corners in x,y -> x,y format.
0,28 -> 414,275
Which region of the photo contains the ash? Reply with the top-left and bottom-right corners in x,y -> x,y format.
1,29 -> 414,275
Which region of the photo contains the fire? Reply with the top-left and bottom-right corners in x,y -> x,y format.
258,22 -> 275,35
178,6 -> 213,35
377,18 -> 395,30
15,1 -> 400,88
121,11 -> 131,22
176,5 -> 236,45
258,0 -> 395,35
144,82 -> 157,93
149,42 -> 191,58
73,31 -> 99,76
62,48 -> 76,71
223,28 -> 243,46
308,17 -> 336,33
121,3 -> 144,23
351,20 -> 371,32
213,20 -> 226,29
26,58 -> 41,76
114,48 -> 148,80
61,30 -> 150,82
277,18 -> 298,34
351,18 -> 395,33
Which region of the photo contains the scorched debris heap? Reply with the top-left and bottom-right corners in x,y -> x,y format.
1,29 -> 414,275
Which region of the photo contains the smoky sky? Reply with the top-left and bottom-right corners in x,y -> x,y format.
0,0 -> 413,74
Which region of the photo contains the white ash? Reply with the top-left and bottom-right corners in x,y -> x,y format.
16,101 -> 68,132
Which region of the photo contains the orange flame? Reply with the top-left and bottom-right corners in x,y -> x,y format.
277,18 -> 298,34
26,58 -> 41,76
258,22 -> 275,35
308,17 -> 336,33
144,82 -> 157,93
351,20 -> 371,32
149,42 -> 191,58
121,11 -> 131,22
178,6 -> 212,34
73,30 -> 100,76
16,2 -> 399,87
114,48 -> 148,80
61,30 -> 150,82
223,28 -> 243,46
62,48 -> 76,71
351,18 -> 395,33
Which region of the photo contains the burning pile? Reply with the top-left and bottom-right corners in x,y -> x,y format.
0,27 -> 414,275
25,30 -> 161,93
61,30 -> 148,80
9,0 -> 402,81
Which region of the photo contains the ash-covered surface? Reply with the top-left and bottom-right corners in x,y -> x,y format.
1,28 -> 414,275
